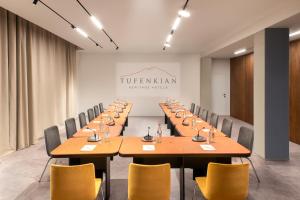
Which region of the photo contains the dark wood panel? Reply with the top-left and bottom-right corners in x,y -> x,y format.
290,39 -> 300,144
230,56 -> 246,121
230,53 -> 253,124
245,54 -> 254,124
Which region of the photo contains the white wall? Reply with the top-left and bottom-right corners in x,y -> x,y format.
200,57 -> 212,111
253,31 -> 265,158
77,53 -> 201,116
211,59 -> 230,115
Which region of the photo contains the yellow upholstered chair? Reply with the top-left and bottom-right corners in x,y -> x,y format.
50,163 -> 102,200
194,163 -> 249,200
128,163 -> 171,200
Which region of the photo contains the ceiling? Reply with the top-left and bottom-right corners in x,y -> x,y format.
1,0 -> 300,55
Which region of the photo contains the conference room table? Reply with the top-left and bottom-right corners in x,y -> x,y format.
119,136 -> 250,200
51,102 -> 132,200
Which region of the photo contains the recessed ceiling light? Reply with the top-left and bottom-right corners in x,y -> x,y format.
75,27 -> 88,38
289,30 -> 300,37
90,16 -> 103,30
178,10 -> 190,18
234,48 -> 247,55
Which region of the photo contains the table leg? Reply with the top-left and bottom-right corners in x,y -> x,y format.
180,159 -> 185,200
125,117 -> 128,127
105,157 -> 110,200
164,114 -> 167,124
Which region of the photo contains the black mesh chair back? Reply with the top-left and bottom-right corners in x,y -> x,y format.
209,113 -> 219,128
238,126 -> 254,154
99,103 -> 104,113
194,105 -> 200,116
221,118 -> 233,138
94,105 -> 100,117
65,118 -> 77,139
190,103 -> 195,113
201,109 -> 208,121
78,112 -> 87,128
44,126 -> 61,157
87,108 -> 95,122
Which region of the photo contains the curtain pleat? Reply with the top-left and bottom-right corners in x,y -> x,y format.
0,7 -> 77,152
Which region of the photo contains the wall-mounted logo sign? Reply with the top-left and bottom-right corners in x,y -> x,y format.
116,63 -> 180,97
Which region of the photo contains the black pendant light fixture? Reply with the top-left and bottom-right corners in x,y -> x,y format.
33,0 -> 102,48
163,0 -> 191,50
75,0 -> 119,50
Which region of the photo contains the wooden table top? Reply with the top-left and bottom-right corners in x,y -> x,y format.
73,124 -> 123,138
51,137 -> 123,158
159,103 -> 226,137
119,136 -> 250,157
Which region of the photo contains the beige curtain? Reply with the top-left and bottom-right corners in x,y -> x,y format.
0,7 -> 77,153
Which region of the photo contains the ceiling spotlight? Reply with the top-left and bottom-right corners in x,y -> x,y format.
90,15 -> 103,30
75,27 -> 88,38
178,9 -> 190,18
172,17 -> 181,31
164,43 -> 171,48
166,34 -> 173,43
234,48 -> 247,55
289,30 -> 300,37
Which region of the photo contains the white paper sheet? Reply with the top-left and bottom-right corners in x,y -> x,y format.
202,128 -> 210,132
200,144 -> 216,151
142,145 -> 155,151
80,145 -> 96,152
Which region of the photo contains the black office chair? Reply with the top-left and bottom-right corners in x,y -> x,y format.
221,118 -> 233,138
190,103 -> 195,113
39,126 -> 61,182
78,112 -> 87,128
209,113 -> 219,128
87,108 -> 95,122
238,126 -> 260,183
201,109 -> 208,122
99,103 -> 104,113
94,105 -> 100,117
194,105 -> 200,116
65,118 -> 77,139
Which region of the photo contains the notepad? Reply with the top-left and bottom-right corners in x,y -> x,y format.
200,144 -> 216,151
93,120 -> 100,123
80,145 -> 96,152
82,129 -> 93,132
202,128 -> 210,132
142,145 -> 155,151
196,120 -> 203,123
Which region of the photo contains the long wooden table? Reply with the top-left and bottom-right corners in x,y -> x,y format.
51,102 -> 132,200
119,136 -> 250,200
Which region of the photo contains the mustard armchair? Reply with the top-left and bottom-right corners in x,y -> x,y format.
194,163 -> 249,200
128,163 -> 171,200
50,163 -> 102,200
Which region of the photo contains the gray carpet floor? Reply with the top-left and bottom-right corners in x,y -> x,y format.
0,116 -> 300,200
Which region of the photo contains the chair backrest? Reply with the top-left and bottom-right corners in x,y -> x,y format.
65,118 -> 77,139
194,105 -> 200,116
78,112 -> 87,128
221,118 -> 233,138
93,105 -> 100,117
205,163 -> 249,200
201,109 -> 208,121
87,108 -> 95,122
44,126 -> 61,157
128,163 -> 171,200
190,103 -> 195,113
50,163 -> 98,200
209,113 -> 219,128
237,126 -> 254,153
99,103 -> 104,113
